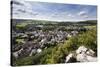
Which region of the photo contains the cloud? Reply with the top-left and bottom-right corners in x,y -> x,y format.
12,0 -> 36,18
12,0 -> 97,21
50,11 -> 74,18
77,11 -> 89,18
12,0 -> 25,6
78,11 -> 86,16
67,14 -> 74,17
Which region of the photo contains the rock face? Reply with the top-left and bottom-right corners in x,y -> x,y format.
65,53 -> 77,63
65,46 -> 97,63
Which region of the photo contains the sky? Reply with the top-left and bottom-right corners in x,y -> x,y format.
11,0 -> 97,22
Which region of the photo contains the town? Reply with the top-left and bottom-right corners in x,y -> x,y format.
11,19 -> 97,65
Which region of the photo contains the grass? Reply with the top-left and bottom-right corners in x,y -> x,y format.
16,39 -> 25,44
84,25 -> 96,29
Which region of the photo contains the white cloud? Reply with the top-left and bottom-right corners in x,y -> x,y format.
77,11 -> 89,18
12,0 -> 35,18
67,14 -> 74,17
78,11 -> 86,16
12,0 -> 96,21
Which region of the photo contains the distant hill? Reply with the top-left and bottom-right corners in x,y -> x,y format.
76,20 -> 97,25
11,19 -> 97,25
